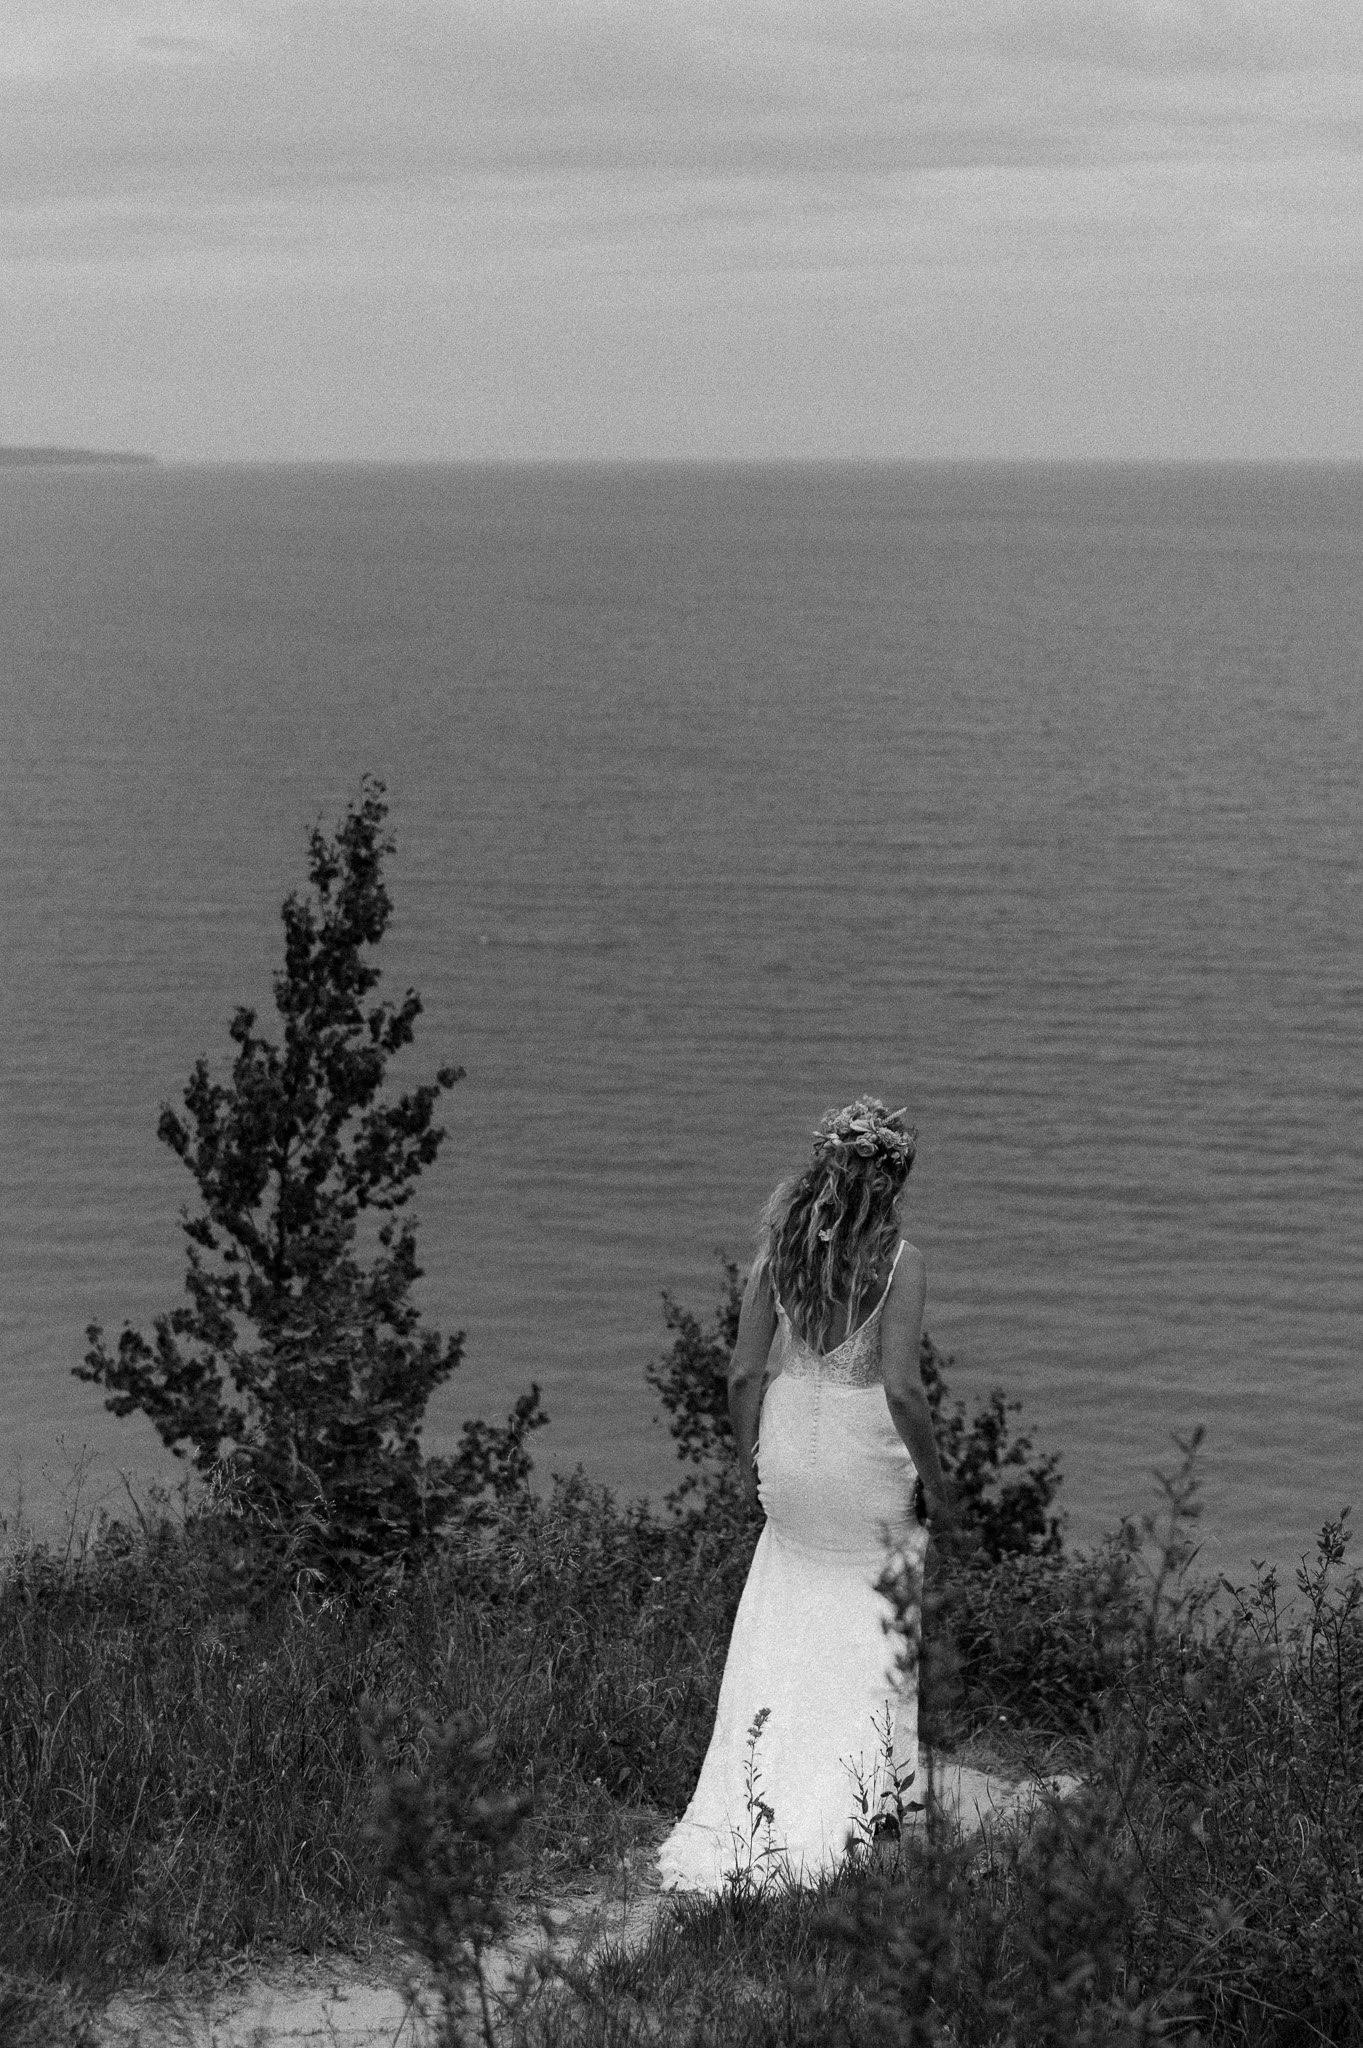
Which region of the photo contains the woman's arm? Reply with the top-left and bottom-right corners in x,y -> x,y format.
879,1243 -> 957,1532
727,1260 -> 778,1509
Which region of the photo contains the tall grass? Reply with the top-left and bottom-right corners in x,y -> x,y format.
1,1507 -> 379,1976
2,1422 -> 1358,2044
0,1471 -> 755,1986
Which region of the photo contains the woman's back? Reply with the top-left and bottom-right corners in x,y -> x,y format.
760,1241 -> 920,1554
769,1238 -> 908,1388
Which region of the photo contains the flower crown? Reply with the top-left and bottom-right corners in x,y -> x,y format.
813,1097 -> 917,1173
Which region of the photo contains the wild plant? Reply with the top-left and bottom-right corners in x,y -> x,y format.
844,1701 -> 924,1860
366,1705 -> 533,2048
724,1706 -> 784,1896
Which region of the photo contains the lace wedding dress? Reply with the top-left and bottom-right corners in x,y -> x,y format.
658,1242 -> 929,1893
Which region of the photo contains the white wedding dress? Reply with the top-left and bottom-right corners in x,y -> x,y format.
658,1242 -> 930,1893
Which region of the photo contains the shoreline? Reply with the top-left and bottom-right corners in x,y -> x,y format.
0,446 -> 157,468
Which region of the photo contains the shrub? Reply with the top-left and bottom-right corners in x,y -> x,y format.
919,1533 -> 1145,1751
918,1336 -> 1065,1561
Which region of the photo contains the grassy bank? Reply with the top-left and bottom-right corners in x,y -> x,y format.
3,1463 -> 1360,2043
0,1469 -> 754,1983
2,1293 -> 1359,2044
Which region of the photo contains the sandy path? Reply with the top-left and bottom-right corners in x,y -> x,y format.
96,1759 -> 1078,2046
97,1852 -> 669,2048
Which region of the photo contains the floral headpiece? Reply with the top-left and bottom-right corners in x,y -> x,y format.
812,1098 -> 917,1173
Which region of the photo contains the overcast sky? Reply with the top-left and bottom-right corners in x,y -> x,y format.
2,0 -> 1361,461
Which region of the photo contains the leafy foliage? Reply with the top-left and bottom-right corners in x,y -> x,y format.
77,779 -> 544,1577
647,1260 -> 746,1508
918,1338 -> 1065,1560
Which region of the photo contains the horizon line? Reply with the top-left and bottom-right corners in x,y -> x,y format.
7,450 -> 1363,474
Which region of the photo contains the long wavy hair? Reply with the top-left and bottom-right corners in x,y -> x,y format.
758,1099 -> 917,1354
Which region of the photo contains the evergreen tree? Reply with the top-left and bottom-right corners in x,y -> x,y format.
79,777 -> 544,1573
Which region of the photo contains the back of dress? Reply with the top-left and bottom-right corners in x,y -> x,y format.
759,1238 -> 921,1557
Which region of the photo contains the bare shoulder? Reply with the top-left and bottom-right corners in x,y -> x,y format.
896,1238 -> 926,1278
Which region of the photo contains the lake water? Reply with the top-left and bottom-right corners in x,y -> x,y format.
1,461 -> 1359,1578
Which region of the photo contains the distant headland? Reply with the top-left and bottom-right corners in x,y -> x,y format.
0,445 -> 157,468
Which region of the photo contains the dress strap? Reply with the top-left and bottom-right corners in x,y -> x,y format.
762,1258 -> 788,1324
769,1241 -> 906,1323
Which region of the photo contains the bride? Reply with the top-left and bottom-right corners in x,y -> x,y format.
658,1098 -> 955,1893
